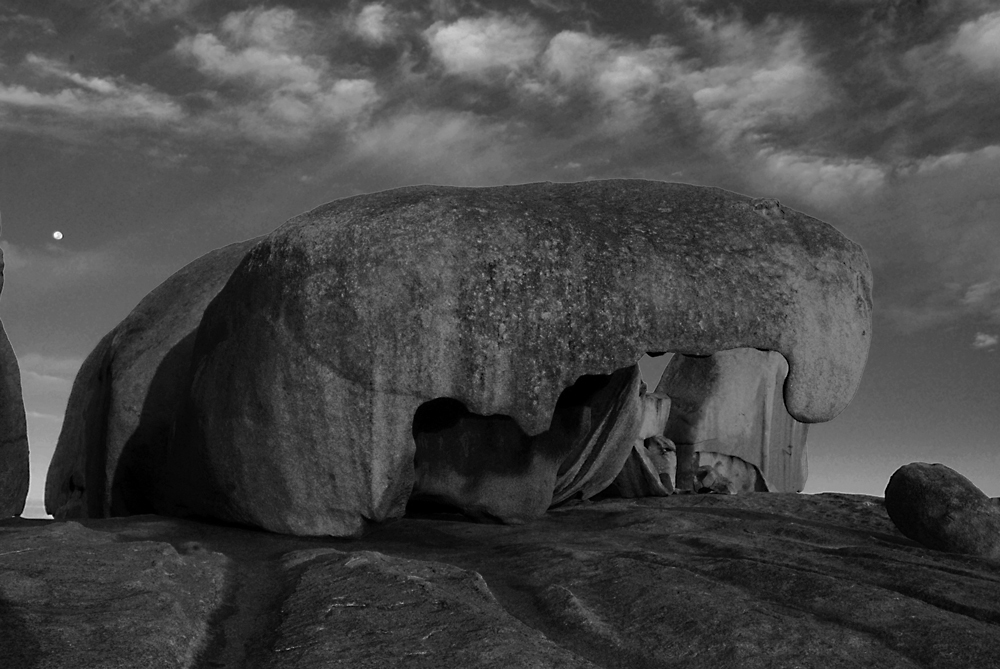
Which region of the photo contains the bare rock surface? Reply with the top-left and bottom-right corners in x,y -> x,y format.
4,493 -> 1000,668
885,462 -> 1000,558
45,239 -> 259,519
0,519 -> 227,668
0,246 -> 29,518
262,549 -> 596,668
166,180 -> 871,535
656,348 -> 808,492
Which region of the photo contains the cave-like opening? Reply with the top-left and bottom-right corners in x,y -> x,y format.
406,348 -> 806,523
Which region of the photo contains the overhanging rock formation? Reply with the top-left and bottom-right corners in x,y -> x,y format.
656,348 -> 809,494
46,180 -> 872,536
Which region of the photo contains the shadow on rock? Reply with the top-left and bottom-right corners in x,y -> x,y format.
0,597 -> 41,669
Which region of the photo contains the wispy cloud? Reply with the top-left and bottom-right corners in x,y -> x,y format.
530,29 -> 683,133
353,3 -> 397,45
0,235 -> 181,342
20,371 -> 71,392
26,410 -> 63,422
754,150 -> 887,208
18,352 -> 83,379
913,144 -> 1000,175
175,6 -> 379,143
1,239 -> 119,283
948,10 -> 1000,73
425,14 -> 546,77
680,16 -> 831,148
0,11 -> 55,38
18,354 -> 80,436
349,110 -> 521,186
963,280 -> 1000,323
972,332 -> 999,350
99,0 -> 203,28
0,55 -> 183,124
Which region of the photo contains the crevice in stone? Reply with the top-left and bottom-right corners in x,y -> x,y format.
190,544 -> 295,669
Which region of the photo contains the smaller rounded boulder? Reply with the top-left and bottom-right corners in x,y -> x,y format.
884,462 -> 1000,559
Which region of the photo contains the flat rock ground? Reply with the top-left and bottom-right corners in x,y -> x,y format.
3,493 -> 1000,668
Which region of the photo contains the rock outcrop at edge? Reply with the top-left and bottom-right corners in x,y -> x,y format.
45,239 -> 259,519
885,462 -> 1000,559
0,245 -> 29,518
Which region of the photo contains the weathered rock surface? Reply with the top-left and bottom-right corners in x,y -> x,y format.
0,245 -> 29,519
656,348 -> 809,492
0,519 -> 227,668
164,180 -> 870,535
610,435 -> 677,498
264,549 -> 597,668
692,448 -> 769,493
549,365 -> 647,504
607,391 -> 674,498
3,493 -> 1000,668
45,239 -> 259,519
885,462 -> 1000,559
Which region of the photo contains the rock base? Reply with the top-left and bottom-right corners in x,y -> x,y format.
4,493 -> 1000,668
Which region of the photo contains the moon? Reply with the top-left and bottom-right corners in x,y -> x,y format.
52,231 -> 63,240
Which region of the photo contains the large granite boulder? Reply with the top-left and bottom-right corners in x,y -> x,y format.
885,462 -> 1000,559
0,246 -> 29,518
45,239 -> 259,519
48,180 -> 871,535
163,181 -> 869,535
655,348 -> 809,492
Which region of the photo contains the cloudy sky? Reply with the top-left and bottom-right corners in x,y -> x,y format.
1,0 -> 998,517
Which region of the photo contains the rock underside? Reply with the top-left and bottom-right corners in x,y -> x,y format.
3,493 -> 999,669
